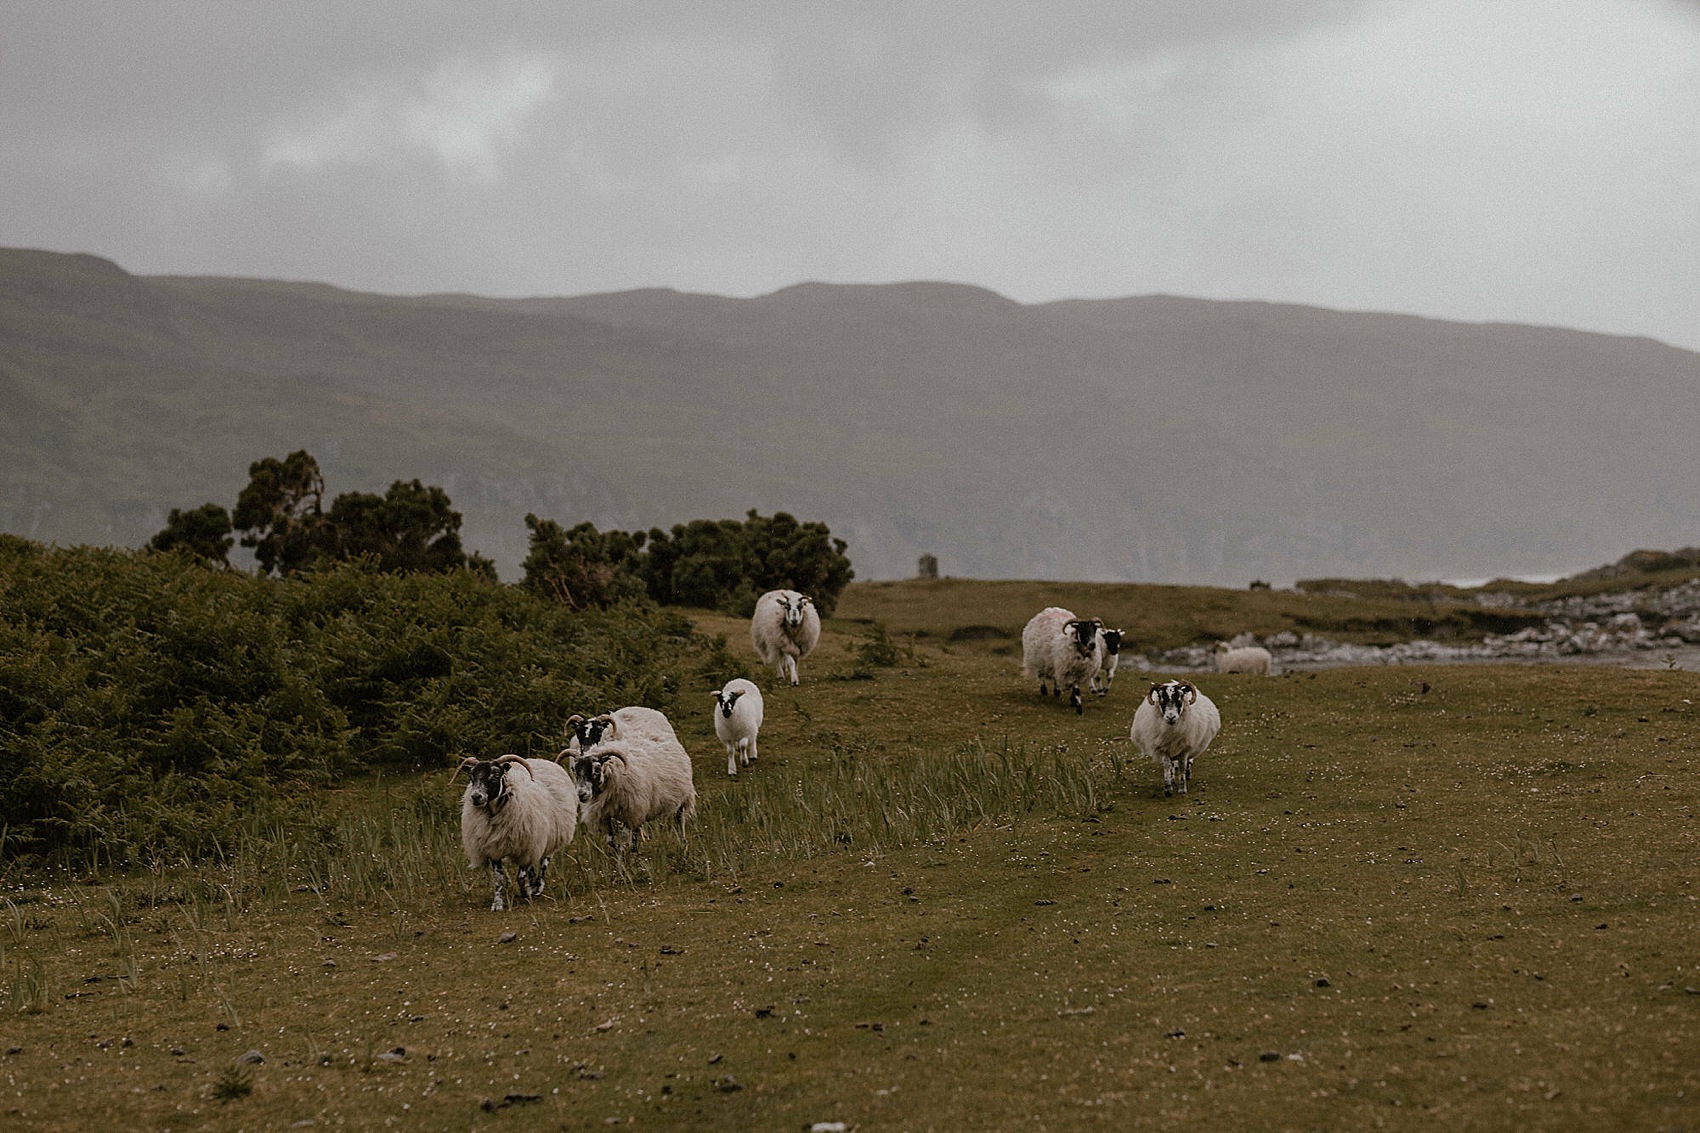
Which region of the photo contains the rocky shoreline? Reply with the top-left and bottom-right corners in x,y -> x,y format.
1137,578 -> 1700,673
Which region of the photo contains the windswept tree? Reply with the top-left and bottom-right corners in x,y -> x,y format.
232,449 -> 328,576
156,450 -> 487,577
520,515 -> 649,609
326,479 -> 485,575
147,503 -> 234,568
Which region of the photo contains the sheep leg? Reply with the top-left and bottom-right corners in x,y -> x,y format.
1070,685 -> 1083,715
785,655 -> 799,686
727,743 -> 739,778
490,862 -> 508,912
746,735 -> 757,765
531,855 -> 551,899
1162,758 -> 1175,797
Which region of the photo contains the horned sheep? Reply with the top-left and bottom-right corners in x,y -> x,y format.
1130,680 -> 1222,796
569,722 -> 697,851
564,706 -> 679,756
751,589 -> 821,686
712,678 -> 765,777
1020,606 -> 1104,715
1214,642 -> 1274,675
453,754 -> 579,911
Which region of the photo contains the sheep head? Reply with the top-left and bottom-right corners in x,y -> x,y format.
1064,619 -> 1099,655
713,688 -> 746,717
570,750 -> 625,804
565,712 -> 618,753
1149,681 -> 1195,725
455,754 -> 533,810
1099,628 -> 1124,655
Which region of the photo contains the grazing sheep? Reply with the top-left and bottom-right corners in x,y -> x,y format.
712,678 -> 765,777
564,706 -> 679,755
1091,627 -> 1126,696
453,754 -> 579,911
569,731 -> 697,852
1130,680 -> 1222,796
750,590 -> 821,686
1020,606 -> 1104,714
1214,642 -> 1274,675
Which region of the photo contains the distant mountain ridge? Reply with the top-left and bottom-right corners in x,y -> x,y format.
3,247 -> 1696,585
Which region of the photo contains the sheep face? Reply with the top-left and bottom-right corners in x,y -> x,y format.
778,594 -> 812,628
714,689 -> 745,718
457,755 -> 533,810
564,713 -> 615,752
1099,628 -> 1124,656
1148,681 -> 1196,725
1064,618 -> 1102,656
570,753 -> 618,805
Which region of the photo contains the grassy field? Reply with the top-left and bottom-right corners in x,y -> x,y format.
3,580 -> 1698,1131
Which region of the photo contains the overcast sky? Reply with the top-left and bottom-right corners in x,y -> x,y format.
4,1 -> 1697,351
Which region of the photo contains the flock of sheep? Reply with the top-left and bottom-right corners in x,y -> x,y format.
451,589 -> 1269,912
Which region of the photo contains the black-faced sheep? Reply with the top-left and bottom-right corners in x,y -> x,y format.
712,677 -> 764,777
564,706 -> 679,755
751,589 -> 821,686
1130,680 -> 1222,796
1020,606 -> 1104,714
569,730 -> 697,851
453,754 -> 579,911
1092,627 -> 1126,696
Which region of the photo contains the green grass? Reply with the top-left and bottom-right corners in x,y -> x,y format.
2,583 -> 1698,1130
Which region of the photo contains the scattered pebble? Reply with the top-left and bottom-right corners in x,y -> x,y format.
498,931 -> 517,945
236,1050 -> 265,1065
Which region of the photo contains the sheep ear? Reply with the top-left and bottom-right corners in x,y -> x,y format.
727,689 -> 743,703
1147,684 -> 1161,706
1182,683 -> 1197,704
449,756 -> 479,785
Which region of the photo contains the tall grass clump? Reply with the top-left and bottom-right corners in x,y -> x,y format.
0,535 -> 709,873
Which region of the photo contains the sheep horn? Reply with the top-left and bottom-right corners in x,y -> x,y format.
1147,683 -> 1162,706
564,713 -> 585,736
1181,683 -> 1197,705
593,713 -> 619,739
448,755 -> 480,785
494,754 -> 535,780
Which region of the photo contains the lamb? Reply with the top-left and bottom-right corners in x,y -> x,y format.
1020,606 -> 1104,714
1091,627 -> 1126,696
711,677 -> 765,777
452,754 -> 579,912
1130,680 -> 1222,796
1214,642 -> 1274,675
750,589 -> 821,686
569,729 -> 697,851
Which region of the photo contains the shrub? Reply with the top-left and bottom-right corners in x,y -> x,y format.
0,537 -> 703,869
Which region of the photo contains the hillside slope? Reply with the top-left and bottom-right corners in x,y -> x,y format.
3,247 -> 1696,583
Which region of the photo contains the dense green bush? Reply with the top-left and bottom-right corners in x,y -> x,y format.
522,508 -> 855,617
0,535 -> 702,869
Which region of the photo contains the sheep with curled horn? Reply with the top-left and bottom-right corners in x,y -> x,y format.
750,589 -> 821,686
569,729 -> 697,853
1129,680 -> 1222,797
452,753 -> 578,911
563,707 -> 680,756
1020,606 -> 1105,714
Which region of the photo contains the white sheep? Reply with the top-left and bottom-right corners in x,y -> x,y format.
1214,642 -> 1274,675
750,589 -> 821,686
1020,606 -> 1104,714
1130,680 -> 1222,796
1091,627 -> 1126,696
453,754 -> 579,912
564,706 -> 679,756
568,728 -> 697,851
711,678 -> 764,777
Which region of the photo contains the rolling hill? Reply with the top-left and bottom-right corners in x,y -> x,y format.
3,246 -> 1697,584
